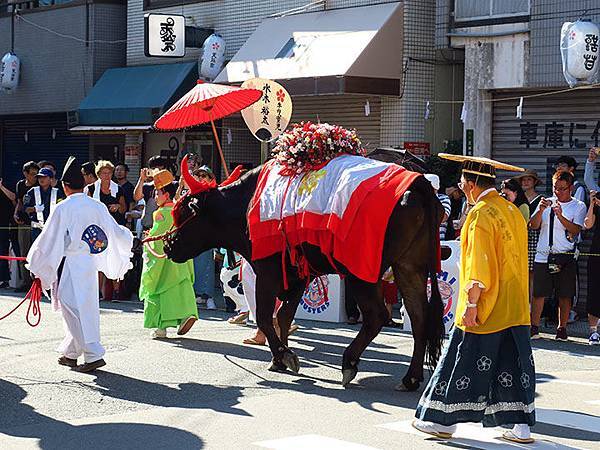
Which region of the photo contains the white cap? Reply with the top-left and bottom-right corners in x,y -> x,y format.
425,173 -> 440,191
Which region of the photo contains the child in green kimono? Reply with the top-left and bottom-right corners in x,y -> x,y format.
140,171 -> 198,338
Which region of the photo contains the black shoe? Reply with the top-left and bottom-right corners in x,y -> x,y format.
385,319 -> 402,328
530,325 -> 540,340
58,356 -> 78,367
0,281 -> 9,289
73,359 -> 106,373
555,327 -> 569,341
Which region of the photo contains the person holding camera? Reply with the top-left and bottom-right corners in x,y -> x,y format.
529,170 -> 587,341
583,189 -> 600,345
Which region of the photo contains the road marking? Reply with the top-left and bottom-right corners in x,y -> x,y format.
254,434 -> 381,450
378,420 -> 585,450
537,408 -> 600,432
537,377 -> 600,388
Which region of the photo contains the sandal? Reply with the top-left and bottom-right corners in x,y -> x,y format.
501,430 -> 534,444
243,337 -> 266,346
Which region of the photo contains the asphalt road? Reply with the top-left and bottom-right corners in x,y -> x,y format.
1,291 -> 600,450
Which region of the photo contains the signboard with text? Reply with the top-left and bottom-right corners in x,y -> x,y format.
144,14 -> 186,58
403,141 -> 431,156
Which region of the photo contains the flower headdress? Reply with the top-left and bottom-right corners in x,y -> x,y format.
271,122 -> 365,174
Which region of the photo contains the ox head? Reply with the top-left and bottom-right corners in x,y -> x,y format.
164,155 -> 245,263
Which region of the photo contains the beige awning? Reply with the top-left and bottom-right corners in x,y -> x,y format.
215,2 -> 403,96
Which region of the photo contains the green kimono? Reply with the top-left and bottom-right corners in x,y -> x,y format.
140,205 -> 198,329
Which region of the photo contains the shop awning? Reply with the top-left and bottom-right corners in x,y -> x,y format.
76,62 -> 198,126
214,2 -> 403,96
69,125 -> 152,134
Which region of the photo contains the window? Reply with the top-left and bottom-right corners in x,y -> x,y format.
1,0 -> 75,14
455,0 -> 529,22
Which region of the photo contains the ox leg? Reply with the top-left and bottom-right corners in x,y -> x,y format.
267,282 -> 304,373
256,277 -> 300,374
393,263 -> 427,392
341,277 -> 388,387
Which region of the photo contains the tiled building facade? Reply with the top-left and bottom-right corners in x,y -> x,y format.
126,0 -> 461,168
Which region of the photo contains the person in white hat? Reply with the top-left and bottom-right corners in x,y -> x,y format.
424,174 -> 451,241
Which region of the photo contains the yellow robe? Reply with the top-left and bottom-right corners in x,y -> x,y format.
455,190 -> 530,334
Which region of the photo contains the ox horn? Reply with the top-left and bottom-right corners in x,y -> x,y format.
180,154 -> 218,195
181,154 -> 203,194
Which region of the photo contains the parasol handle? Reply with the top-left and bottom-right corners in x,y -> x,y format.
210,119 -> 230,178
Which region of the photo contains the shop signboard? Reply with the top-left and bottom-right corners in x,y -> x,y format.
404,141 -> 431,156
144,14 -> 186,58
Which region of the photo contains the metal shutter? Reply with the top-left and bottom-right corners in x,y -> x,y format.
492,88 -> 600,314
1,113 -> 90,189
290,95 -> 381,152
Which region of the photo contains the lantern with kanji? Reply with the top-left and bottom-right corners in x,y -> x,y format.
199,34 -> 226,81
560,20 -> 600,87
0,52 -> 20,93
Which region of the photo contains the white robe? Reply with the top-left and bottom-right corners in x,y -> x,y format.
27,193 -> 133,362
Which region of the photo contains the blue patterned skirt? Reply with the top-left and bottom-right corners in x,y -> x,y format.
416,326 -> 536,427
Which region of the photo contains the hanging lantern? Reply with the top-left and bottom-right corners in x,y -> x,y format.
199,34 -> 226,81
560,20 -> 600,87
0,52 -> 20,93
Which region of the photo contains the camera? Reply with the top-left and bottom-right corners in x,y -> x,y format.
548,263 -> 561,274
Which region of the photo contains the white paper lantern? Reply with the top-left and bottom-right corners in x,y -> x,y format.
199,34 -> 226,81
560,20 -> 600,87
0,52 -> 20,92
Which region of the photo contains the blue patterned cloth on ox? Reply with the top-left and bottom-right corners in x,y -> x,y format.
416,326 -> 535,427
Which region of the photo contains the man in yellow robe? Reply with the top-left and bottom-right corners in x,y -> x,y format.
413,155 -> 536,444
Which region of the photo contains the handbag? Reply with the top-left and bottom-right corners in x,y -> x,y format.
547,210 -> 575,274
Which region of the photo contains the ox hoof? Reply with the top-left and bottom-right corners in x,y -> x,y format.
268,359 -> 288,373
281,351 -> 300,374
341,368 -> 358,387
395,377 -> 420,392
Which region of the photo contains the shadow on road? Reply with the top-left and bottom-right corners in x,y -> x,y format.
166,335 -> 422,414
0,379 -> 203,450
88,371 -> 250,417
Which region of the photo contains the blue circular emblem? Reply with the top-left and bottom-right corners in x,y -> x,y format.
81,224 -> 108,254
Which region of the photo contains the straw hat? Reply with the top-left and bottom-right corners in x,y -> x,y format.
513,169 -> 542,186
153,170 -> 174,189
437,153 -> 525,178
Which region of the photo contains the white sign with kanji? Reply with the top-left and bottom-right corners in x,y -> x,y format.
241,78 -> 293,142
144,14 -> 186,58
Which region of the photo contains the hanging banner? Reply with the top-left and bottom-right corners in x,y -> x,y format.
241,78 -> 293,142
144,14 -> 186,58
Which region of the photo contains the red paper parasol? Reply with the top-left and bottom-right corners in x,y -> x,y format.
154,80 -> 262,176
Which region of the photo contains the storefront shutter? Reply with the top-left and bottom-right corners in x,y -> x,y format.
492,88 -> 600,314
1,113 -> 90,189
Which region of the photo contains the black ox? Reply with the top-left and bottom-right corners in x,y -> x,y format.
165,157 -> 445,391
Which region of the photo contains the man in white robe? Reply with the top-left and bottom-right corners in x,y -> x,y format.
27,157 -> 133,372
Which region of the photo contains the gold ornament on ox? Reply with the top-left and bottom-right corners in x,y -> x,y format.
298,169 -> 327,196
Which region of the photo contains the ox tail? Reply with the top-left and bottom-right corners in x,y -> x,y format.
424,182 -> 445,370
